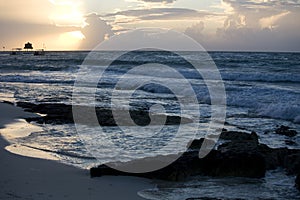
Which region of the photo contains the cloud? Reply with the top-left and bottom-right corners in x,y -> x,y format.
97,28 -> 203,51
138,0 -> 176,3
185,22 -> 205,40
105,8 -> 218,21
0,20 -> 78,49
259,11 -> 290,29
223,0 -> 300,10
79,13 -> 114,50
184,0 -> 300,51
0,13 -> 115,50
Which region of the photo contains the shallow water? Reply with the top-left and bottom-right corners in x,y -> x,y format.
139,169 -> 300,200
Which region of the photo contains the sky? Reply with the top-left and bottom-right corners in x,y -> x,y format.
1,0 -> 300,51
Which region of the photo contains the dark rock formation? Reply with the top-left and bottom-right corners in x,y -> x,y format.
0,100 -> 14,105
284,151 -> 300,174
17,102 -> 192,126
213,138 -> 265,178
91,133 -> 267,181
220,130 -> 258,142
17,102 -> 73,124
296,174 -> 300,191
91,129 -> 300,181
188,138 -> 205,150
188,130 -> 258,150
90,153 -> 192,181
275,125 -> 297,137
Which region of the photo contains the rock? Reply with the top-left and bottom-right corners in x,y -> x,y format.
296,174 -> 300,191
212,140 -> 266,178
220,130 -> 259,144
283,151 -> 300,174
91,153 -> 193,181
17,102 -> 74,124
0,100 -> 14,105
91,138 -> 267,181
17,102 -> 192,126
188,130 -> 259,150
275,125 -> 297,137
257,145 -> 288,170
91,134 -> 300,181
187,138 -> 204,150
285,139 -> 297,146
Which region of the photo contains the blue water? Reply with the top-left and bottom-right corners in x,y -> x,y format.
0,51 -> 299,199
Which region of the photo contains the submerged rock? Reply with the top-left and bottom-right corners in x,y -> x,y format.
296,174 -> 300,191
275,125 -> 297,137
17,102 -> 192,126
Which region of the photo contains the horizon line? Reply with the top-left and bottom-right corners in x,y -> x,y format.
1,50 -> 300,53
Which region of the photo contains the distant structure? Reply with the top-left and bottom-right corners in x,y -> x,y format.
24,42 -> 33,51
34,49 -> 45,56
11,48 -> 22,55
11,42 -> 45,56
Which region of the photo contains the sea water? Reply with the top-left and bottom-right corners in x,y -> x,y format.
0,51 -> 299,199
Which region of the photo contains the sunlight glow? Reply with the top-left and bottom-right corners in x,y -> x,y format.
69,31 -> 85,40
58,31 -> 84,49
49,0 -> 85,27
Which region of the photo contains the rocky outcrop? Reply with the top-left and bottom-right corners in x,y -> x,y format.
91,132 -> 267,180
219,130 -> 259,142
91,147 -> 266,181
17,102 -> 73,124
284,151 -> 300,175
275,125 -> 297,137
204,134 -> 265,178
91,130 -> 300,181
17,102 -> 192,126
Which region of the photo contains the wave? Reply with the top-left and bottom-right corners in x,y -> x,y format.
0,65 -> 79,72
257,104 -> 300,124
21,144 -> 95,160
0,75 -> 74,84
222,72 -> 300,83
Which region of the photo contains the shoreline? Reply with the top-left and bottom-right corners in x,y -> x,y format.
0,102 -> 154,200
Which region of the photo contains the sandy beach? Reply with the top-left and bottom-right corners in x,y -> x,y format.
0,102 -> 154,200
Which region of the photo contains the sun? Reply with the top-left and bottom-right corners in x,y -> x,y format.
57,31 -> 85,50
68,31 -> 85,40
49,0 -> 85,27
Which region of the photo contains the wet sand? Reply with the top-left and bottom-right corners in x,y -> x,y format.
0,102 -> 154,200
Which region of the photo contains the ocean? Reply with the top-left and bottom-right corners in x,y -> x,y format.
0,51 -> 299,199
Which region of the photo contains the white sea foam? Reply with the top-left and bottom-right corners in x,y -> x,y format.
258,104 -> 300,124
